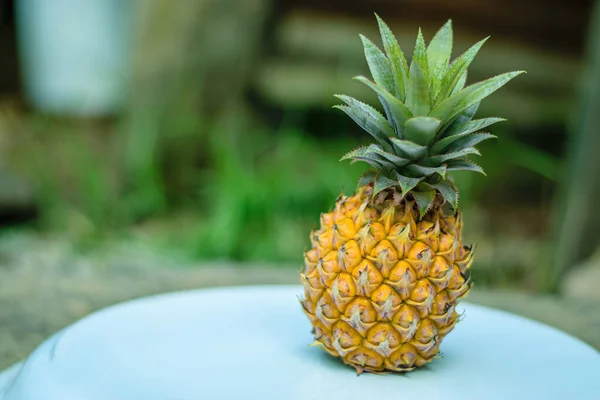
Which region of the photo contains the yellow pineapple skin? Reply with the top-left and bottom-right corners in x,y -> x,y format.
300,186 -> 474,373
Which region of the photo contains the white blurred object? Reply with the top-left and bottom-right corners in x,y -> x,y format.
562,248 -> 600,301
0,285 -> 598,399
15,0 -> 132,116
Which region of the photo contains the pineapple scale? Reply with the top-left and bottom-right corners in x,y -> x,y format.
300,186 -> 473,373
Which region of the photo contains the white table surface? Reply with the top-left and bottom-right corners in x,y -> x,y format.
1,285 -> 599,400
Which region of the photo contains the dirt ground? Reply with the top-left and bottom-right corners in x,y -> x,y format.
0,234 -> 599,370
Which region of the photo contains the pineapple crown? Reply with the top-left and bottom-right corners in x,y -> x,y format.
335,15 -> 525,218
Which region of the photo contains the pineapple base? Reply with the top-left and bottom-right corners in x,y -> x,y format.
300,186 -> 473,373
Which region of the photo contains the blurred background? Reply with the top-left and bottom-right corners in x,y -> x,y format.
0,0 -> 599,367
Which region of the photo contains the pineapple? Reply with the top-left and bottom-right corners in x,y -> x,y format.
300,16 -> 524,373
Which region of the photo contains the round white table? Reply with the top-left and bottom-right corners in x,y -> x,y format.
0,285 -> 598,400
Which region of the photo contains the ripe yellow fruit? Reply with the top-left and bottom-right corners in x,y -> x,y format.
300,185 -> 473,373
299,15 -> 522,373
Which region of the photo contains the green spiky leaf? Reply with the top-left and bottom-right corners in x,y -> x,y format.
446,159 -> 486,174
431,132 -> 496,155
452,71 -> 467,95
347,156 -> 387,170
406,31 -> 430,116
341,145 -> 398,170
436,37 -> 488,103
396,172 -> 423,195
449,101 -> 480,127
441,101 -> 481,137
375,14 -> 409,99
371,146 -> 411,167
431,71 -> 526,124
334,96 -> 395,151
412,190 -> 437,218
389,138 -> 428,159
442,133 -> 496,153
354,76 -> 413,134
412,28 -> 429,78
403,117 -> 441,145
357,158 -> 386,169
421,147 -> 480,166
427,20 -> 453,95
445,117 -> 505,137
373,174 -> 398,197
432,180 -> 459,210
332,18 -> 525,220
360,35 -> 395,94
340,144 -> 385,160
357,170 -> 377,189
405,163 -> 447,179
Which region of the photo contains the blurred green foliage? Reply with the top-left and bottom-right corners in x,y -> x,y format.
9,104 -> 559,270
192,126 -> 366,261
